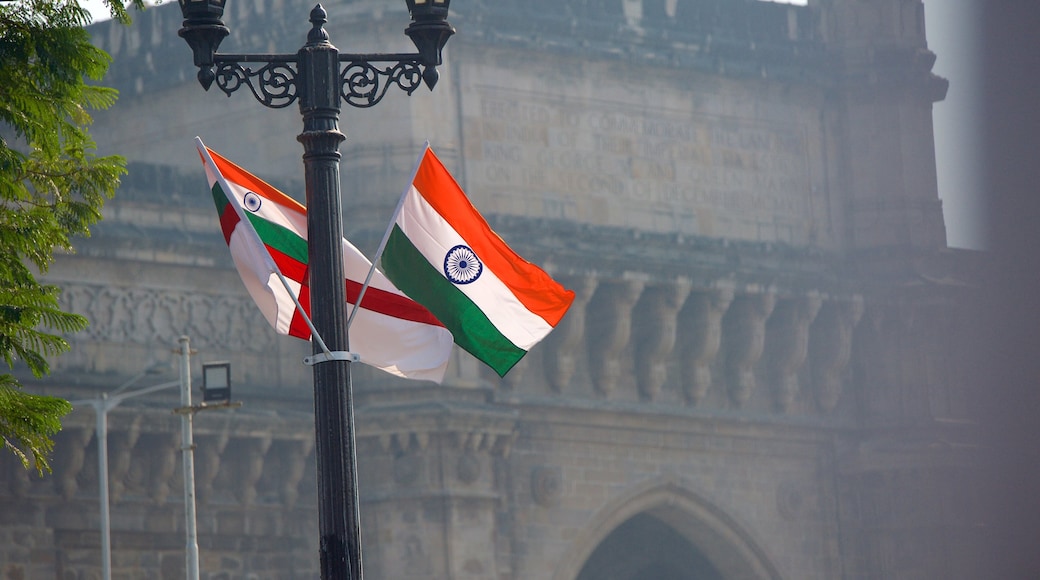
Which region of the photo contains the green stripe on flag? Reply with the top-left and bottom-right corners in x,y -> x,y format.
383,225 -> 525,376
247,213 -> 308,265
211,182 -> 230,213
211,183 -> 308,265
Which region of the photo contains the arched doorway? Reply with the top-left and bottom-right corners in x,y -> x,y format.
576,513 -> 724,580
553,478 -> 782,580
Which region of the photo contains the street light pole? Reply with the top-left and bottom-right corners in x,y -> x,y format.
75,378 -> 181,580
177,336 -> 201,580
177,3 -> 454,579
95,393 -> 111,580
75,338 -> 230,580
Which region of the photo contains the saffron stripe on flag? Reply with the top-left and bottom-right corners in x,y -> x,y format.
208,149 -> 307,214
384,225 -> 526,376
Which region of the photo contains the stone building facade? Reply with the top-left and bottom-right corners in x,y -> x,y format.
1,1 -> 984,579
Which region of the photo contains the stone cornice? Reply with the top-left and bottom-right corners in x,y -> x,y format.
452,0 -> 831,84
487,214 -> 859,299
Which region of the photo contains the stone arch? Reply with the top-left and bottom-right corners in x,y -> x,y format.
553,476 -> 783,580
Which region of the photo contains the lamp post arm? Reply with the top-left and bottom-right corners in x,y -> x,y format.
68,378 -> 180,580
69,379 -> 181,413
105,379 -> 182,408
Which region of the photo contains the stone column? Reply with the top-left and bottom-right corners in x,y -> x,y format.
357,403 -> 517,580
825,0 -> 949,250
837,436 -> 983,580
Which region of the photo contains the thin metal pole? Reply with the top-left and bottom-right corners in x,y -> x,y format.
97,398 -> 111,580
76,378 -> 183,580
179,335 -> 201,580
297,6 -> 362,579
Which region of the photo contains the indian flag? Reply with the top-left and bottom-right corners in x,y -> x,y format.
196,138 -> 454,383
380,145 -> 575,376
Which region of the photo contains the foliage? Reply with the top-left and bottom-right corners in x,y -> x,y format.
0,377 -> 71,474
0,0 -> 146,474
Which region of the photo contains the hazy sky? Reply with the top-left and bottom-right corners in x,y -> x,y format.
80,0 -> 983,249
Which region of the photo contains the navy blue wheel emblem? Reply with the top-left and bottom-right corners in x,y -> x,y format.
444,245 -> 482,284
243,191 -> 262,213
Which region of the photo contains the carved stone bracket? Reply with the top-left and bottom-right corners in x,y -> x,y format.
679,286 -> 735,406
361,403 -> 520,461
108,416 -> 143,503
358,403 -> 518,505
53,427 -> 93,500
195,431 -> 231,504
378,431 -> 432,457
233,436 -> 273,506
149,432 -> 180,504
810,296 -> 865,412
587,279 -> 645,398
724,291 -> 777,407
634,280 -> 692,401
277,438 -> 315,508
543,275 -> 599,393
767,292 -> 823,413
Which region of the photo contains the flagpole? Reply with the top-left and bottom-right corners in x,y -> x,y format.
347,142 -> 428,329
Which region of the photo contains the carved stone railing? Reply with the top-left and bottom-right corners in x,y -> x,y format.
3,410 -> 316,507
480,271 -> 867,417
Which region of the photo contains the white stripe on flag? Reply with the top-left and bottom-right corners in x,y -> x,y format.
226,224 -> 302,335
397,185 -> 554,351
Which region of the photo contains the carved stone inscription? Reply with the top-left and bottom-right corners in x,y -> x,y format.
468,90 -> 813,244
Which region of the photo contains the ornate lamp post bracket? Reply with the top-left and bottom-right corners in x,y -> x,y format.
180,2 -> 454,110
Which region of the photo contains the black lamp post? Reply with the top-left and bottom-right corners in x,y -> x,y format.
177,2 -> 453,579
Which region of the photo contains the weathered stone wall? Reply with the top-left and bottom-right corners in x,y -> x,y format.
0,1 -> 983,579
86,0 -> 946,254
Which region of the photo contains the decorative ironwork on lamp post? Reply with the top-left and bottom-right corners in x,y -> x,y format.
176,2 -> 454,579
